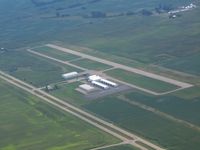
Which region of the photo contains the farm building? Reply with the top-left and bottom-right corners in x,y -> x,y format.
62,72 -> 78,79
88,75 -> 118,87
79,84 -> 95,92
88,75 -> 101,81
100,78 -> 118,87
91,81 -> 109,90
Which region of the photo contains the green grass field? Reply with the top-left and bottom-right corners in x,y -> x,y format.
106,69 -> 179,93
49,82 -> 90,106
0,79 -> 119,150
101,145 -> 139,150
172,86 -> 200,99
0,50 -> 82,87
32,46 -> 80,61
71,58 -> 112,71
124,89 -> 200,126
84,97 -> 200,150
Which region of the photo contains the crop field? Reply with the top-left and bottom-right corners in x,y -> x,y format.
84,97 -> 200,150
0,79 -> 119,150
160,50 -> 200,76
71,58 -> 112,71
124,89 -> 200,126
106,69 -> 179,93
172,86 -> 200,99
101,145 -> 139,150
32,46 -> 80,61
0,0 -> 200,76
0,50 -> 82,87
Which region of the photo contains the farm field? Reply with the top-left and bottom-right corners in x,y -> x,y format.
32,46 -> 80,61
106,69 -> 179,93
84,97 -> 200,150
71,58 -> 112,71
0,79 -> 119,150
0,0 -> 200,76
124,88 -> 200,126
0,50 -> 82,87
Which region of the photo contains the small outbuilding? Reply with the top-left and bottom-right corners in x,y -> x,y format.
79,84 -> 95,92
62,72 -> 78,79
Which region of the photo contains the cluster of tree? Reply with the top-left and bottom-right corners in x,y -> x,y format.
91,11 -> 106,18
83,11 -> 136,19
44,85 -> 59,92
155,4 -> 174,13
56,12 -> 70,18
140,9 -> 153,16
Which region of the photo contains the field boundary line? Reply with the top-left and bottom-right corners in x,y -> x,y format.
118,95 -> 200,132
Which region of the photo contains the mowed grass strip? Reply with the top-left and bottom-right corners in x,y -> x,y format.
84,97 -> 200,150
33,46 -> 80,61
106,69 -> 179,93
71,58 -> 113,71
101,144 -> 139,150
0,79 -> 120,150
0,50 -> 82,87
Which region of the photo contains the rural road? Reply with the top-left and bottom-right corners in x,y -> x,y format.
46,44 -> 193,88
0,70 -> 165,150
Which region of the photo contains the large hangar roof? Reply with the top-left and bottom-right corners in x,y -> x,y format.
88,75 -> 102,81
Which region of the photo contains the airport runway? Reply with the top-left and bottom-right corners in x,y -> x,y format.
46,44 -> 193,88
0,70 -> 165,150
27,49 -> 163,95
28,47 -> 191,96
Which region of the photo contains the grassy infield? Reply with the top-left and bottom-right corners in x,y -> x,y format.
33,46 -> 112,71
105,69 -> 179,93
